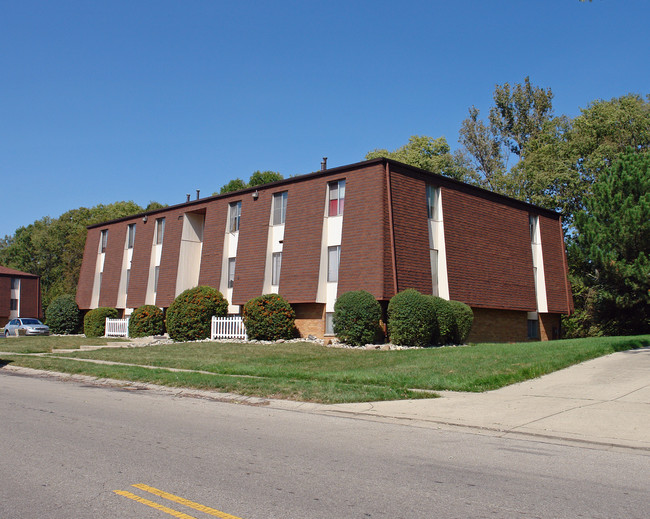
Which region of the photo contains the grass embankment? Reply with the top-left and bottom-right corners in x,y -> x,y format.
0,335 -> 648,403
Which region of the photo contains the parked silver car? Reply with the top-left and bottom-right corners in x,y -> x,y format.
4,318 -> 50,337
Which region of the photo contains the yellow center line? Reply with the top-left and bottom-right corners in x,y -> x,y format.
114,490 -> 198,519
133,483 -> 244,519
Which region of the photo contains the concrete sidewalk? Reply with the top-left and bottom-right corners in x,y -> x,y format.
303,347 -> 650,450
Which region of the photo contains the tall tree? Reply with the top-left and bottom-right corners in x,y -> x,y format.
248,170 -> 283,186
366,135 -> 470,181
458,106 -> 507,191
218,178 -> 248,194
458,77 -> 557,204
565,151 -> 650,336
519,94 -> 650,228
489,76 -> 554,158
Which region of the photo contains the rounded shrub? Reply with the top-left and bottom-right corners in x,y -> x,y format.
449,300 -> 474,344
242,293 -> 296,341
428,296 -> 455,345
166,286 -> 228,342
84,307 -> 119,338
333,291 -> 383,346
46,294 -> 82,334
128,305 -> 165,338
387,289 -> 437,347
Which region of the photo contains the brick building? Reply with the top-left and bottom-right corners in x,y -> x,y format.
76,158 -> 573,342
0,266 -> 42,327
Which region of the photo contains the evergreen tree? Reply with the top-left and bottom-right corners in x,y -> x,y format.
567,151 -> 650,336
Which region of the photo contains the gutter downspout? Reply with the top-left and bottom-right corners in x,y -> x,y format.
385,162 -> 398,296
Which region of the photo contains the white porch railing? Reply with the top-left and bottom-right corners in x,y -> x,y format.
105,318 -> 129,338
211,316 -> 247,340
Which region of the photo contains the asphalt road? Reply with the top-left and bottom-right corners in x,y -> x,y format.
1,370 -> 648,519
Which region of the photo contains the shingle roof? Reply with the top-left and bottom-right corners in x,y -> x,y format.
0,265 -> 38,278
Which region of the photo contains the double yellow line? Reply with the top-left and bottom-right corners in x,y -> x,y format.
114,484 -> 243,519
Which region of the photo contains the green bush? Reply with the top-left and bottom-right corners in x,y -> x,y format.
333,291 -> 383,346
449,300 -> 474,344
243,293 -> 296,341
84,307 -> 119,338
387,289 -> 437,347
46,294 -> 82,334
128,305 -> 165,338
166,286 -> 228,341
428,296 -> 455,345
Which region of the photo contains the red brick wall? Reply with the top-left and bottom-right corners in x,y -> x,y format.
155,209 -> 184,307
539,215 -> 573,314
468,308 -> 529,343
232,194 -> 272,304
19,276 -> 41,318
339,164 -> 390,299
76,228 -> 100,309
198,201 -> 228,289
389,168 -> 433,295
442,187 -> 537,311
126,218 -> 155,308
280,178 -> 328,303
293,303 -> 326,338
539,312 -> 561,341
98,224 -> 127,308
0,276 -> 11,323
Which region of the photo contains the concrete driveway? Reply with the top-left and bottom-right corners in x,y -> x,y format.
312,347 -> 650,450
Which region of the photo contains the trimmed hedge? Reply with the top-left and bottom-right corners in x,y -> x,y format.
84,307 -> 119,338
333,291 -> 383,346
46,294 -> 82,334
449,300 -> 474,344
243,293 -> 296,341
166,286 -> 228,341
387,289 -> 437,347
428,296 -> 455,345
128,305 -> 165,338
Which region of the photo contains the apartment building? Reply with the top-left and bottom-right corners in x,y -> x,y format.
0,266 -> 42,327
76,158 -> 573,342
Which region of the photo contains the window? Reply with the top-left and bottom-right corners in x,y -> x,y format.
125,269 -> 131,293
529,214 -> 539,243
325,312 -> 334,335
154,266 -> 160,293
426,185 -> 438,219
272,252 -> 282,286
327,245 -> 340,282
328,179 -> 345,216
100,230 -> 108,253
10,299 -> 18,311
155,218 -> 165,245
229,202 -> 241,232
527,319 -> 539,339
228,257 -> 236,288
273,191 -> 288,225
10,278 -> 19,290
127,224 -> 136,249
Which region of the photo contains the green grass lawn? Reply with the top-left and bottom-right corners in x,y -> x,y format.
0,335 -> 125,353
1,335 -> 648,403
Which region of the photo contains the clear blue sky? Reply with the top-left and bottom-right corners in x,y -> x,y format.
2,0 -> 648,238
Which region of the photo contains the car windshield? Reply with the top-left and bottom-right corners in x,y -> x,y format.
21,319 -> 42,325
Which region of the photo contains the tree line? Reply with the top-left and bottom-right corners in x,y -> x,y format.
1,80 -> 647,337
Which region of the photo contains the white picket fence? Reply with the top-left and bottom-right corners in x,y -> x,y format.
211,316 -> 247,340
105,318 -> 129,338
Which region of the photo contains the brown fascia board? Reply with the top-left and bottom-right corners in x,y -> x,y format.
87,157 -> 561,229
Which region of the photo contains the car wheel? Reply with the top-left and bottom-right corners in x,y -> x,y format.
4,330 -> 8,337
